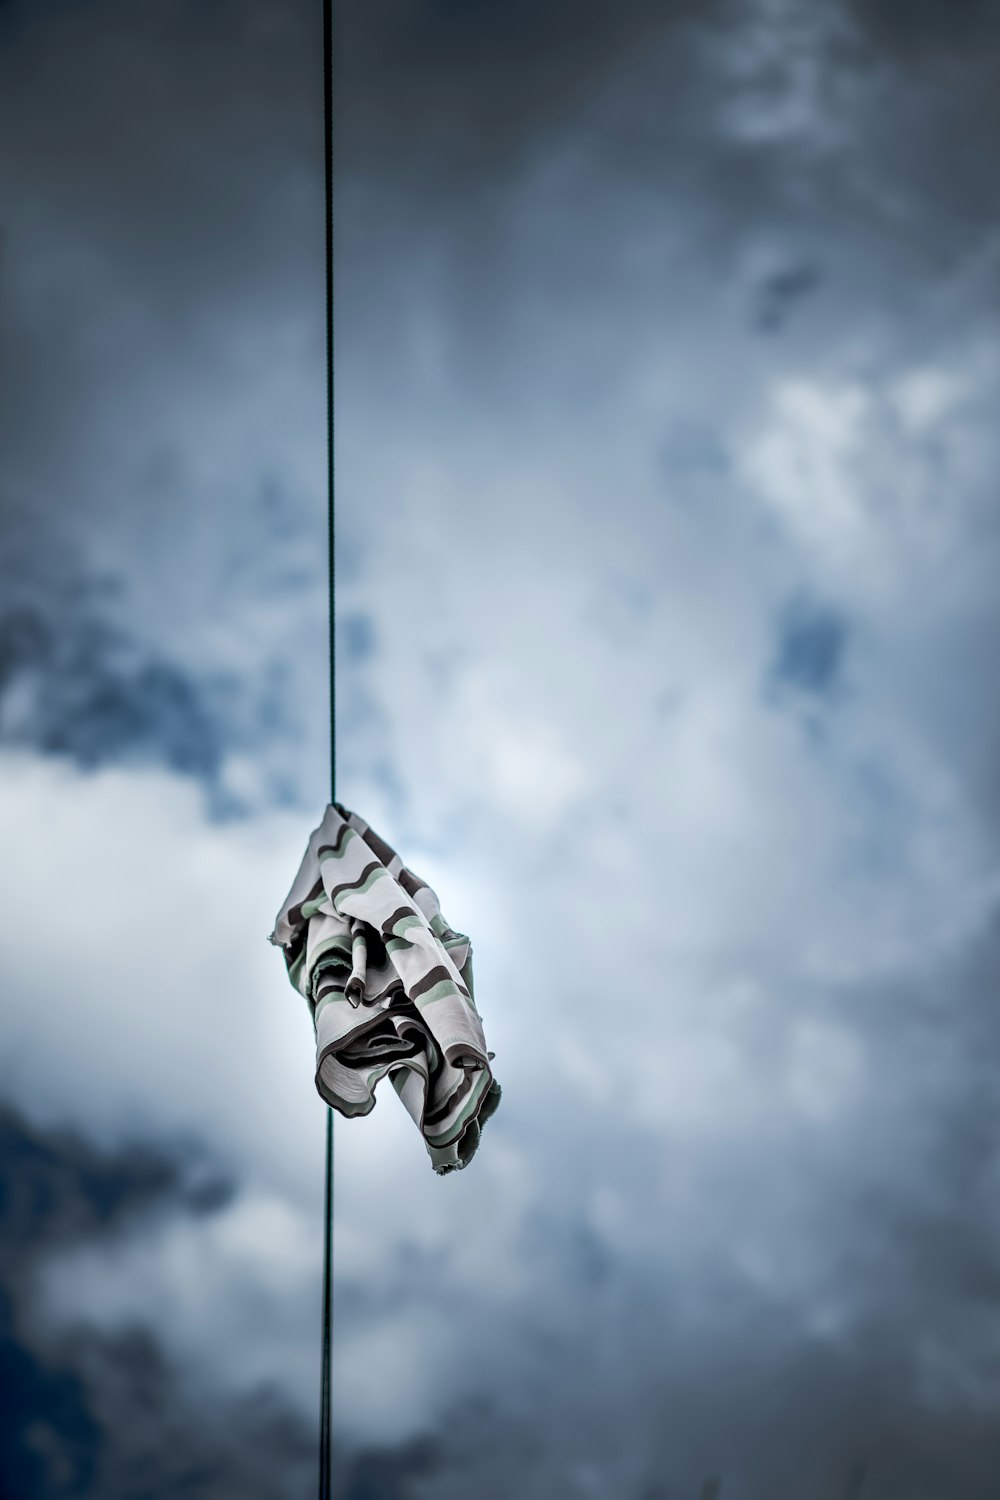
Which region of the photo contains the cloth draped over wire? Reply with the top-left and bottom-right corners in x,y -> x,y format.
270,802 -> 501,1174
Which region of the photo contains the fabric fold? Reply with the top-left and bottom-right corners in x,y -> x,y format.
269,802 -> 501,1175
345,917 -> 368,1008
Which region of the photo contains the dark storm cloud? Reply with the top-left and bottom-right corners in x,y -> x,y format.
0,1097 -> 462,1499
335,0 -> 710,178
0,594 -> 225,781
0,1104 -> 229,1271
0,0 -> 324,550
1,0 -> 998,325
846,0 -> 1000,53
0,532 -> 256,805
329,0 -> 1000,312
333,0 -> 998,216
753,262 -> 824,333
2,0 -> 997,555
2,1323 -> 317,1500
335,1433 -> 445,1500
0,1103 -> 316,1500
0,1091 -> 445,1500
474,942 -> 1000,1498
768,595 -> 849,698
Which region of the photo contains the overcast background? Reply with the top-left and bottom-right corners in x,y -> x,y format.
2,0 -> 1000,1496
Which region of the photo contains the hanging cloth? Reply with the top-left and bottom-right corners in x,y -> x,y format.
270,802 -> 501,1174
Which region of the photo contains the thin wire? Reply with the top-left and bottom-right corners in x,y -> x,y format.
320,0 -> 335,1494
324,9 -> 335,801
319,1107 -> 334,1499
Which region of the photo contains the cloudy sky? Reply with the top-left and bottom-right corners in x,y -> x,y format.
2,0 -> 1000,1495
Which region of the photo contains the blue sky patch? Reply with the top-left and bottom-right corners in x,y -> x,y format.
767,596 -> 850,700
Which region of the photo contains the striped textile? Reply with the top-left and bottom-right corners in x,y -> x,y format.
269,802 -> 501,1174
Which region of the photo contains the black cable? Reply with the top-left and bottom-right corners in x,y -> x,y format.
319,1106 -> 333,1499
324,7 -> 335,800
320,0 -> 335,1494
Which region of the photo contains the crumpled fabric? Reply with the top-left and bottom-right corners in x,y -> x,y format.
269,802 -> 501,1174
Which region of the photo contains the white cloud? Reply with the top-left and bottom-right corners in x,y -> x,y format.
37,1189 -> 320,1407
735,352 -> 1000,607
